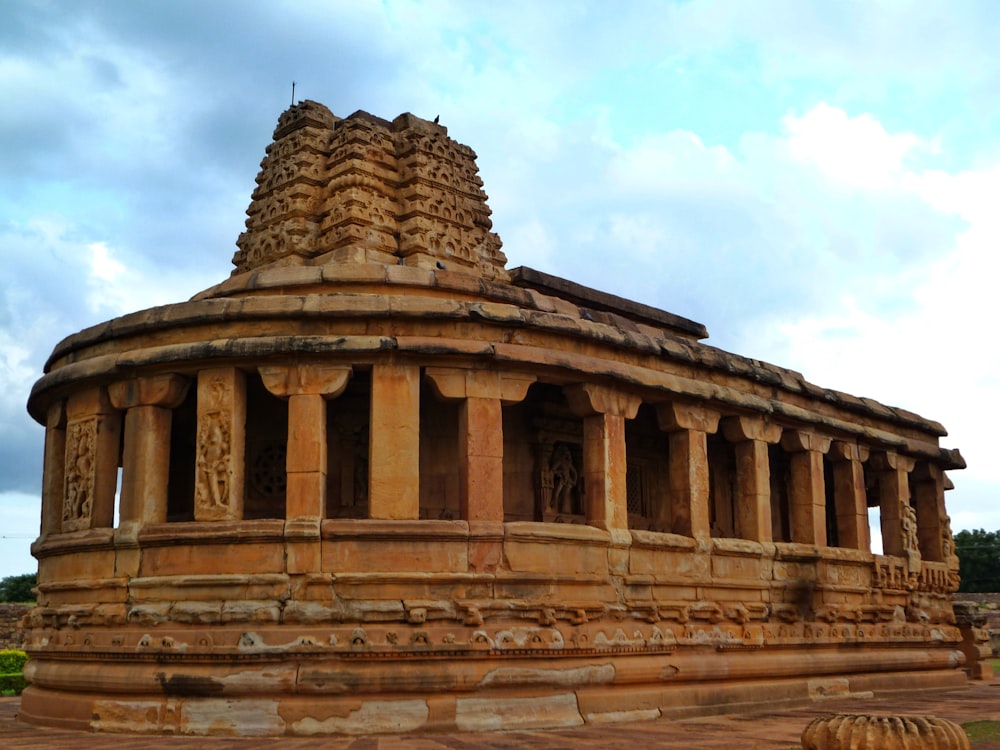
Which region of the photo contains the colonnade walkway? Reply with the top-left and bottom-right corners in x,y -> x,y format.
2,681 -> 998,749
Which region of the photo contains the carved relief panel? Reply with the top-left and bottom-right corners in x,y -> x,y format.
194,368 -> 246,521
62,417 -> 98,532
61,388 -> 121,533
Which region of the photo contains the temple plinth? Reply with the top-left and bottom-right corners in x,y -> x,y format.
21,104 -> 973,736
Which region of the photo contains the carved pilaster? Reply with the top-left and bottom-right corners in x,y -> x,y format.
41,401 -> 67,536
425,368 -> 535,524
720,416 -> 783,543
870,451 -> 918,570
565,384 -> 641,533
195,368 -> 246,521
109,375 -> 190,530
258,364 -> 352,523
63,388 -> 121,532
780,430 -> 832,545
911,462 -> 946,563
656,403 -> 721,541
369,364 -> 420,520
828,441 -> 871,552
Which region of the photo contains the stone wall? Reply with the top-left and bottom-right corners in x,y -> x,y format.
954,593 -> 1000,606
0,604 -> 29,650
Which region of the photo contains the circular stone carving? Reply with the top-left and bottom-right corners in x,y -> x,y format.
801,714 -> 970,750
251,441 -> 287,498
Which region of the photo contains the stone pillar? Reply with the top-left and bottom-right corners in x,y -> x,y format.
369,363 -> 420,520
40,401 -> 67,537
259,364 -> 352,519
911,462 -> 945,563
828,441 -> 871,552
260,364 -> 352,574
424,368 -> 535,523
721,416 -> 782,543
62,387 -> 122,532
564,384 -> 641,532
425,369 -> 535,572
870,451 -> 917,564
656,402 -> 721,542
194,368 -> 247,522
780,430 -> 832,545
108,375 -> 191,530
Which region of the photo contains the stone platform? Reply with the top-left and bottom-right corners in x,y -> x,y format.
3,681 -> 999,749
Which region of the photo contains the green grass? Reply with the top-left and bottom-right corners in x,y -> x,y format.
965,720 -> 1000,743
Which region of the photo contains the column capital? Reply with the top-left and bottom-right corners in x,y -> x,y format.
424,368 -> 535,404
656,402 -> 720,434
108,374 -> 190,411
780,429 -> 832,454
720,415 -> 782,444
65,386 -> 115,419
564,383 -> 641,419
912,461 -> 942,481
46,400 -> 67,430
829,440 -> 870,463
868,450 -> 916,473
259,364 -> 352,399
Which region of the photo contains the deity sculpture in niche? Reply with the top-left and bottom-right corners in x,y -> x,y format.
549,444 -> 578,514
62,418 -> 97,531
537,441 -> 583,520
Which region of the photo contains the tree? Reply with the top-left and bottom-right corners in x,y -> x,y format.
0,573 -> 36,603
954,529 -> 1000,593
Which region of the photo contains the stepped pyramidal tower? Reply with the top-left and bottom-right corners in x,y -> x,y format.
22,102 -> 981,737
234,101 -> 507,279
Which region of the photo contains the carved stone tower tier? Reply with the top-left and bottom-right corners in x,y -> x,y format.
234,101 -> 507,280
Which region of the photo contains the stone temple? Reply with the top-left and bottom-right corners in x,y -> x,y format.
22,101 -> 985,735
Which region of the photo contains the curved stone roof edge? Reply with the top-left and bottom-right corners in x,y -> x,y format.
34,262 -> 948,440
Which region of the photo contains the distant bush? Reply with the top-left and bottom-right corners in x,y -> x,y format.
0,649 -> 28,695
0,573 -> 36,603
955,529 -> 1000,593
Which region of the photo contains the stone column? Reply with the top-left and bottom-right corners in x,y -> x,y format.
828,441 -> 871,551
40,401 -> 67,537
911,462 -> 945,563
369,363 -> 420,520
656,402 -> 721,542
260,364 -> 352,574
564,384 -> 641,532
780,430 -> 832,545
194,368 -> 247,522
720,416 -> 782,543
870,451 -> 917,565
108,375 -> 191,531
425,368 -> 535,572
259,364 -> 352,519
62,387 -> 122,532
424,368 -> 535,522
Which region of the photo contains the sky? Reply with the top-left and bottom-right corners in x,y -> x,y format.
1,0 -> 998,579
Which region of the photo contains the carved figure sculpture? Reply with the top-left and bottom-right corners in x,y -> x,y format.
62,419 -> 96,530
549,443 -> 578,514
196,415 -> 230,509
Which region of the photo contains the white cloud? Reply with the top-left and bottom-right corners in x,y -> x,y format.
89,241 -> 125,281
783,103 -> 926,190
